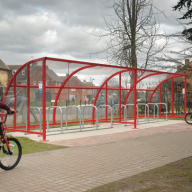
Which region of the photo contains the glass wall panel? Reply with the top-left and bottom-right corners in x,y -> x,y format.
161,80 -> 171,115
16,66 -> 27,85
29,61 -> 43,131
15,87 -> 27,129
4,87 -> 14,126
173,77 -> 184,116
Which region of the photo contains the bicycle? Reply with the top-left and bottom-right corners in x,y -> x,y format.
185,112 -> 192,125
0,111 -> 22,170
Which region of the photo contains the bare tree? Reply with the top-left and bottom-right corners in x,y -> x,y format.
154,0 -> 192,70
91,0 -> 169,116
95,0 -> 168,69
153,43 -> 190,71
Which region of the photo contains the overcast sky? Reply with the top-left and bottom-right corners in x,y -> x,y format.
0,0 -> 184,66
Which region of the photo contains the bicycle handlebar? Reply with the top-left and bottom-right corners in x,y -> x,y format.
0,111 -> 18,123
9,111 -> 18,115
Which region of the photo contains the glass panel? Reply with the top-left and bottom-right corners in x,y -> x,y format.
125,90 -> 134,118
30,61 -> 43,86
4,87 -> 14,106
15,87 -> 27,128
46,60 -> 87,76
173,77 -> 184,116
30,88 -> 42,129
16,66 -> 27,85
137,91 -> 146,103
161,80 -> 171,115
137,72 -> 171,90
75,66 -> 123,88
122,71 -> 134,89
108,74 -> 119,89
146,90 -> 153,102
29,61 -> 43,131
4,87 -> 14,126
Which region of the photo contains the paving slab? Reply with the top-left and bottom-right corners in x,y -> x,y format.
1,120 -> 192,192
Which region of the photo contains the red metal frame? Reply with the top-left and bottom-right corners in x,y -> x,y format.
105,82 -> 108,120
13,76 -> 16,130
27,65 -> 30,132
2,57 -> 187,141
148,75 -> 182,104
42,58 -> 47,141
172,79 -> 174,116
53,65 -> 94,123
134,69 -> 137,129
148,75 -> 186,118
119,73 -> 122,121
123,72 -> 162,105
185,76 -> 187,115
92,69 -> 133,123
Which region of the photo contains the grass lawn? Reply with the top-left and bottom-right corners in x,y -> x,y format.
87,156 -> 192,192
12,137 -> 66,155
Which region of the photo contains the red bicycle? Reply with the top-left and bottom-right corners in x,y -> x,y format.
0,111 -> 22,170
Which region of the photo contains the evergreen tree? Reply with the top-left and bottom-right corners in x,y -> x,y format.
173,0 -> 192,40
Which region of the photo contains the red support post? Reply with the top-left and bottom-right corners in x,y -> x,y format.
159,85 -> 161,117
119,73 -> 122,121
105,82 -> 108,120
185,75 -> 187,115
42,58 -> 47,141
13,76 -> 16,130
172,79 -> 174,117
133,69 -> 137,129
27,65 -> 30,132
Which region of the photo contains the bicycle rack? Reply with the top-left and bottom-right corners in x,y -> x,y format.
42,103 -> 167,136
98,105 -> 113,128
147,103 -> 159,122
112,104 -> 127,123
47,106 -> 64,133
155,103 -> 168,121
30,107 -> 42,132
124,104 -> 134,126
82,106 -> 99,129
66,106 -> 81,131
136,103 -> 149,124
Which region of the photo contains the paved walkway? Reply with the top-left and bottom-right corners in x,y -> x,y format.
1,120 -> 192,192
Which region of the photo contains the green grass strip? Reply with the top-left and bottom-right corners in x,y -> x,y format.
14,137 -> 66,155
87,156 -> 192,192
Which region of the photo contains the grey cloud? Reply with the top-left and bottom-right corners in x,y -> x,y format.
0,0 -> 113,27
153,0 -> 189,27
0,0 -> 186,66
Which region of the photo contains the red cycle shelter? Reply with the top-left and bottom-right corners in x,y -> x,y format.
3,57 -> 187,141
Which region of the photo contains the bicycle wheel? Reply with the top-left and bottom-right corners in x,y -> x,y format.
185,113 -> 192,125
0,137 -> 22,170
